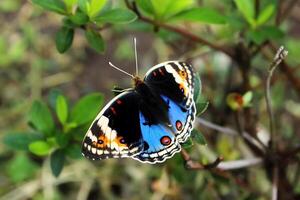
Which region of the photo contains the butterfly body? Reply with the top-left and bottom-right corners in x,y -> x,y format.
82,61 -> 197,164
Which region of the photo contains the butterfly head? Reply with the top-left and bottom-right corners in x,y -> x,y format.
133,76 -> 143,87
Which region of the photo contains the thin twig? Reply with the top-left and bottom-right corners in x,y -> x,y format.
265,46 -> 288,149
217,158 -> 263,170
181,149 -> 223,170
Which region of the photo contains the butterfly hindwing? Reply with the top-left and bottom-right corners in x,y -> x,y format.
133,111 -> 181,163
82,91 -> 144,160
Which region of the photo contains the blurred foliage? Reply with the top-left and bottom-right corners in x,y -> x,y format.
0,0 -> 300,200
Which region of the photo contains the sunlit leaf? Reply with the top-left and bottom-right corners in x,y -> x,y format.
93,9 -> 137,24
256,4 -> 275,26
171,8 -> 226,24
88,0 -> 106,17
234,0 -> 255,27
29,140 -> 51,156
56,95 -> 68,125
32,0 -> 66,14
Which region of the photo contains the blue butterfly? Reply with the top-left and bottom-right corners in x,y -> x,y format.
82,61 -> 196,164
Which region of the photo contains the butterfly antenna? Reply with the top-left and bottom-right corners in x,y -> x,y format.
134,37 -> 138,76
108,62 -> 135,78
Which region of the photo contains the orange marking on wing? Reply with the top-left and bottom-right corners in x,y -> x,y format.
179,70 -> 187,79
179,83 -> 187,96
114,136 -> 127,147
97,135 -> 108,148
116,100 -> 122,104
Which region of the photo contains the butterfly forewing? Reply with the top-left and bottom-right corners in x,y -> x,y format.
82,91 -> 144,160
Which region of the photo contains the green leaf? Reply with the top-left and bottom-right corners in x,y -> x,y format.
171,8 -> 226,24
3,132 -> 43,150
70,93 -> 104,125
6,154 -> 38,183
93,9 -> 137,24
88,0 -> 106,17
55,26 -> 74,53
191,130 -> 207,145
234,0 -> 255,27
196,101 -> 209,116
135,0 -> 154,16
29,140 -> 51,156
69,10 -> 89,25
193,73 -> 202,101
151,0 -> 193,19
256,4 -> 275,26
56,95 -> 68,125
182,138 -> 193,149
55,132 -> 70,147
63,0 -> 77,12
78,0 -> 90,14
247,26 -> 284,44
85,29 -> 105,53
28,101 -> 54,136
65,144 -> 82,159
50,149 -> 65,177
32,0 -> 66,14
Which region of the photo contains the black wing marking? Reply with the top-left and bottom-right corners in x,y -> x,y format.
82,91 -> 144,160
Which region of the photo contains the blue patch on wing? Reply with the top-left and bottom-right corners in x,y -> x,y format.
133,112 -> 180,164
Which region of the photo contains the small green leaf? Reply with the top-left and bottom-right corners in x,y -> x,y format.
171,8 -> 226,24
65,144 -> 82,159
242,91 -> 253,106
78,0 -> 90,14
247,26 -> 284,44
88,0 -> 107,17
6,154 -> 38,183
55,26 -> 74,53
226,93 -> 243,110
28,101 -> 54,136
69,11 -> 89,25
32,0 -> 66,14
29,140 -> 51,156
196,101 -> 209,116
182,138 -> 193,149
93,9 -> 137,24
3,132 -> 43,150
193,73 -> 202,102
234,0 -> 255,27
85,29 -> 105,53
55,132 -> 70,147
50,149 -> 65,177
256,4 -> 275,26
56,95 -> 68,125
135,0 -> 154,16
70,93 -> 104,125
63,0 -> 77,12
191,130 -> 207,145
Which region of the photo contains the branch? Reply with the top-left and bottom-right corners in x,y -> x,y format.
181,149 -> 223,170
272,166 -> 279,200
196,118 -> 266,153
217,158 -> 263,170
265,46 -> 288,149
125,0 -> 234,58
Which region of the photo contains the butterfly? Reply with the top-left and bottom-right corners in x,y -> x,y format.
81,60 -> 196,164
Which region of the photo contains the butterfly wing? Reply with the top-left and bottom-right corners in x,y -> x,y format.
81,91 -> 144,160
144,61 -> 196,142
144,61 -> 195,108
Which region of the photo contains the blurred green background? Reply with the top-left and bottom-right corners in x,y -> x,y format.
0,0 -> 300,199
